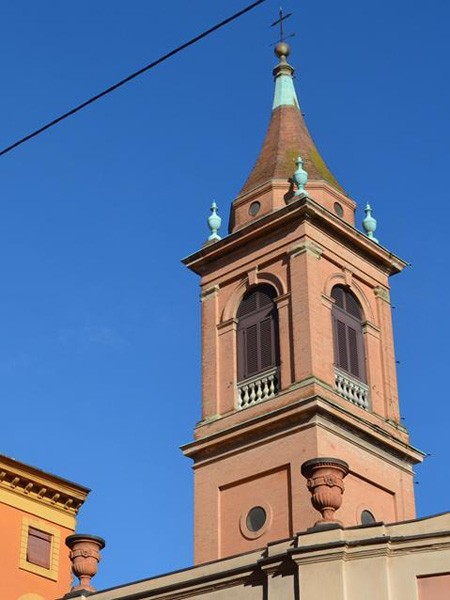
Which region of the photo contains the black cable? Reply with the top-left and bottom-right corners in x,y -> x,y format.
0,0 -> 267,158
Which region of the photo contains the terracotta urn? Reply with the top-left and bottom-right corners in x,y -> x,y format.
66,533 -> 105,593
301,457 -> 349,526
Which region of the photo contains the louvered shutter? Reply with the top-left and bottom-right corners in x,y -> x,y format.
259,318 -> 274,370
27,527 -> 51,569
237,327 -> 246,381
335,318 -> 349,371
237,285 -> 279,381
332,286 -> 366,383
245,323 -> 259,376
347,326 -> 360,378
238,291 -> 258,317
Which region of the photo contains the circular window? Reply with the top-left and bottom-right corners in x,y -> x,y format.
246,506 -> 267,532
334,202 -> 343,217
361,510 -> 376,525
249,201 -> 261,217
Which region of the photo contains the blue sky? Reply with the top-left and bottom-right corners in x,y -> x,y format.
0,0 -> 449,590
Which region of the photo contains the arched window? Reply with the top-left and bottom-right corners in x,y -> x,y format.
331,285 -> 366,382
237,285 -> 279,382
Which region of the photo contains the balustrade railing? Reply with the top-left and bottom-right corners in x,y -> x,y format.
334,367 -> 370,410
237,367 -> 279,410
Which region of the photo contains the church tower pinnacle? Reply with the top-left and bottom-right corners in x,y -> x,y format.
239,41 -> 341,196
183,41 -> 423,565
229,40 -> 349,233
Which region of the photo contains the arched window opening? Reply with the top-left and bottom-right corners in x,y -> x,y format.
331,286 -> 366,382
237,285 -> 280,384
361,510 -> 376,525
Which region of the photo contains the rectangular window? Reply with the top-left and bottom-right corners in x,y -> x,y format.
27,527 -> 52,569
20,518 -> 59,580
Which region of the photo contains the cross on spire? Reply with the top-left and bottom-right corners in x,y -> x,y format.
270,7 -> 293,44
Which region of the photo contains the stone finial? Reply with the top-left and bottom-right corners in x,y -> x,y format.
293,155 -> 308,196
207,202 -> 222,242
362,203 -> 379,244
65,534 -> 105,594
301,457 -> 349,527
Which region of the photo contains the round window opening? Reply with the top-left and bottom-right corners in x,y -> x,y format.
361,510 -> 376,525
334,202 -> 344,217
249,201 -> 261,217
246,506 -> 267,532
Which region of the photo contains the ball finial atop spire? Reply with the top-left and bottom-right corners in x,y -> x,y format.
275,41 -> 291,63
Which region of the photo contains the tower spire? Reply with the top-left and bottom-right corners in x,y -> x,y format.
238,42 -> 342,197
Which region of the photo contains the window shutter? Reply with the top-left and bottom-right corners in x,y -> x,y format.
237,328 -> 246,381
336,319 -> 348,371
331,286 -> 345,309
346,293 -> 361,319
238,292 -> 258,317
347,326 -> 360,378
237,285 -> 280,382
258,290 -> 273,309
331,286 -> 366,383
27,527 -> 51,569
259,318 -> 274,370
245,323 -> 258,376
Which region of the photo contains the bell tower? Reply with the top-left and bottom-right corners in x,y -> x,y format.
182,42 -> 423,565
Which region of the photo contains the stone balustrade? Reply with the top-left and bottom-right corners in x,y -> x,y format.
237,368 -> 279,409
335,367 -> 370,410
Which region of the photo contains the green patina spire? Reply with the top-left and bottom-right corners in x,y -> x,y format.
272,42 -> 299,109
238,35 -> 344,197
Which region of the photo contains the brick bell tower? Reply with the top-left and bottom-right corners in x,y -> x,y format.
182,41 -> 423,564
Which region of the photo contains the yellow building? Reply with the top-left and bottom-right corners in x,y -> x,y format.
0,454 -> 89,600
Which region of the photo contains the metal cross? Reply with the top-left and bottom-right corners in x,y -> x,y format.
270,7 -> 293,44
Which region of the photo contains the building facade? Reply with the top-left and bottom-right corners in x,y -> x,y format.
0,454 -> 89,600
182,41 -> 422,564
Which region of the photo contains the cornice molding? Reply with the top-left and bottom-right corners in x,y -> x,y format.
0,457 -> 88,516
183,196 -> 407,278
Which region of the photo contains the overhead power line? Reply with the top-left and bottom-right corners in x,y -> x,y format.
0,0 -> 267,158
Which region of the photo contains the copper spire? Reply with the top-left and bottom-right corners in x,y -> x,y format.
239,43 -> 342,196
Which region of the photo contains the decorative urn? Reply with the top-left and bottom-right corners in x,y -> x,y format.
207,201 -> 222,242
293,155 -> 308,195
301,457 -> 349,526
66,533 -> 105,593
362,203 -> 379,243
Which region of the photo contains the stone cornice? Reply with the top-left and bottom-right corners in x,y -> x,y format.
183,196 -> 407,278
289,523 -> 450,565
0,454 -> 89,516
181,389 -> 424,467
